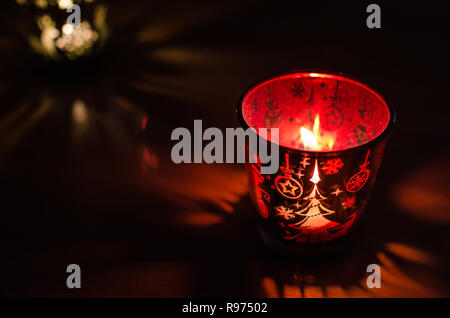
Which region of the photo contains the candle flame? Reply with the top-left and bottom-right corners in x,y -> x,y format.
310,160 -> 321,184
300,127 -> 319,150
299,114 -> 335,151
313,114 -> 320,137
328,138 -> 334,150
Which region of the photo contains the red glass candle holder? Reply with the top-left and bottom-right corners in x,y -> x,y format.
237,71 -> 395,257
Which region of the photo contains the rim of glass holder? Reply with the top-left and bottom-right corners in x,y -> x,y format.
236,70 -> 396,158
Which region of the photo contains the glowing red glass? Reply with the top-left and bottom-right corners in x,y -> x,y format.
238,71 -> 394,256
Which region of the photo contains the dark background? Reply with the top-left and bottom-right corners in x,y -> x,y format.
0,0 -> 449,297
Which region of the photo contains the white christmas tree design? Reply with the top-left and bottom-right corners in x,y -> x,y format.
289,160 -> 340,230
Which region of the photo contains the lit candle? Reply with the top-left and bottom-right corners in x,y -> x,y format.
238,71 -> 395,256
299,114 -> 335,151
15,0 -> 109,61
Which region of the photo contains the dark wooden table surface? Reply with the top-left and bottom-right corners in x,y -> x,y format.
0,1 -> 449,297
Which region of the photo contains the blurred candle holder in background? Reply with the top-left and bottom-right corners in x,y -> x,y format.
238,72 -> 395,257
14,0 -> 109,62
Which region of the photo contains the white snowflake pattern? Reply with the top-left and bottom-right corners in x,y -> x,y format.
275,206 -> 296,220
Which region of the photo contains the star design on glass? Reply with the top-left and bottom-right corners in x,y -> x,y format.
279,179 -> 299,197
290,82 -> 305,98
299,157 -> 310,169
297,167 -> 305,179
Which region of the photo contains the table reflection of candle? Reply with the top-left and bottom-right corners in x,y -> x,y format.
238,71 -> 395,256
